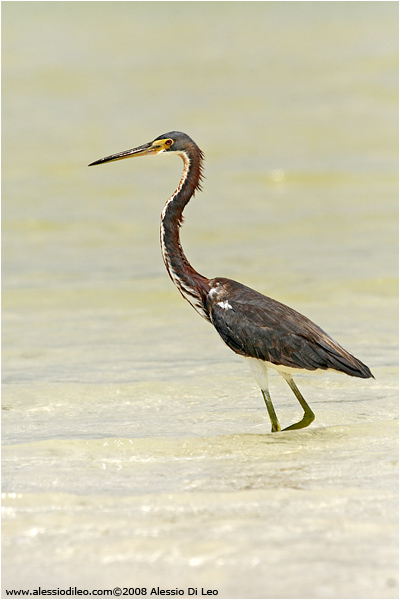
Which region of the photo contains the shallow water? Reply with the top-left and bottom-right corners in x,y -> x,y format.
2,3 -> 398,599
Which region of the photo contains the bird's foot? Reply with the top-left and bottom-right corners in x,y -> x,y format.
271,423 -> 281,433
282,411 -> 315,431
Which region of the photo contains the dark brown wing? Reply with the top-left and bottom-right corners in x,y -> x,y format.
207,278 -> 373,378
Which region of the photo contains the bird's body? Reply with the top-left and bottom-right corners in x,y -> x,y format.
90,131 -> 373,432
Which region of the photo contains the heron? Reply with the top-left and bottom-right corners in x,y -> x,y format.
89,131 -> 373,432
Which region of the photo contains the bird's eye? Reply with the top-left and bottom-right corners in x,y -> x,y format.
165,139 -> 173,146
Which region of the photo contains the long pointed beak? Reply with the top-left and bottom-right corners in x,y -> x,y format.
88,141 -> 157,166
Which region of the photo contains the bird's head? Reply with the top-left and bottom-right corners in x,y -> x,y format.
89,131 -> 198,166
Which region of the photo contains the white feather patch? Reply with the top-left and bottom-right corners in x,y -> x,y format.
217,300 -> 233,310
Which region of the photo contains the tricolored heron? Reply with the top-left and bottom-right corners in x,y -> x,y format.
89,131 -> 373,432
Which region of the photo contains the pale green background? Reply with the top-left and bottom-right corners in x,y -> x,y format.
2,2 -> 398,598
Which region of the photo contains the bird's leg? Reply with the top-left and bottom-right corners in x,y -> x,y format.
261,388 -> 281,433
281,373 -> 315,431
244,358 -> 282,433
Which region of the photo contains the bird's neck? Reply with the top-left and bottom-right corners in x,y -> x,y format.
160,150 -> 211,321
